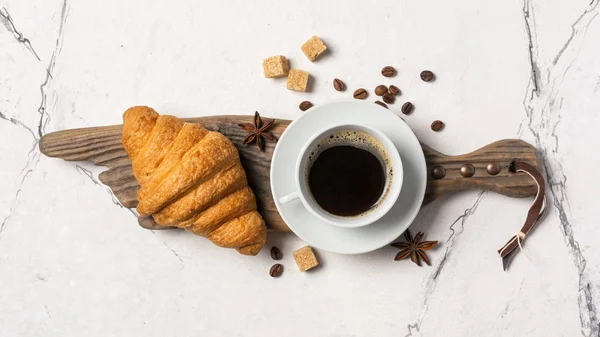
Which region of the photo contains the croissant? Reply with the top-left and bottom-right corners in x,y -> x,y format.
122,106 -> 267,255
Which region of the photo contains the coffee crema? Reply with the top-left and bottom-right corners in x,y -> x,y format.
306,131 -> 392,217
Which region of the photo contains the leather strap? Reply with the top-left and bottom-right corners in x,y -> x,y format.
497,160 -> 547,271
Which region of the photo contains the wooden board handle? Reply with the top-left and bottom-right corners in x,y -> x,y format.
39,116 -> 541,232
422,139 -> 542,204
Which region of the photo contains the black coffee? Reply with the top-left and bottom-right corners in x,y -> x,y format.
308,145 -> 385,217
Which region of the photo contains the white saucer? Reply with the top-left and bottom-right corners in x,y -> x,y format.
270,100 -> 427,254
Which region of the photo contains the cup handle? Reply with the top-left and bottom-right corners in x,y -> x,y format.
279,192 -> 300,204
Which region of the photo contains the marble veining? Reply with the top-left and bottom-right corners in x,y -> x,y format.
521,1 -> 600,335
37,0 -> 68,138
0,6 -> 40,61
1,0 -> 599,336
403,191 -> 488,336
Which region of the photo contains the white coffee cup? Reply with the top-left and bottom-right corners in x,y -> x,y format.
278,124 -> 403,228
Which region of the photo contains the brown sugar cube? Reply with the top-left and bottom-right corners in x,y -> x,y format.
262,55 -> 289,78
293,245 -> 319,272
286,69 -> 310,92
301,36 -> 327,61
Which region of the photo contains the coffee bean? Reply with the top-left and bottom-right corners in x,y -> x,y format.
374,101 -> 388,109
382,93 -> 395,104
353,88 -> 368,99
389,85 -> 401,96
420,70 -> 435,82
431,120 -> 445,131
333,78 -> 345,91
381,66 -> 396,77
299,101 -> 313,111
270,246 -> 282,260
374,85 -> 388,96
269,263 -> 283,277
401,102 -> 413,115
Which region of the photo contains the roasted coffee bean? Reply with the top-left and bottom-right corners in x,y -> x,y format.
269,264 -> 283,277
375,85 -> 388,96
270,246 -> 282,260
353,88 -> 368,99
382,93 -> 395,104
420,70 -> 435,82
381,66 -> 396,77
374,101 -> 388,109
401,102 -> 414,114
389,85 -> 401,96
333,78 -> 345,91
299,101 -> 313,111
431,120 -> 445,131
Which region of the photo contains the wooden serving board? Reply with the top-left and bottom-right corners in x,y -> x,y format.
39,116 -> 542,232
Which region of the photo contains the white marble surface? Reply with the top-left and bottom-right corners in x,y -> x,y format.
1,0 -> 599,336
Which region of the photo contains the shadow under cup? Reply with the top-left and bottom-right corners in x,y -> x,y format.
296,125 -> 403,228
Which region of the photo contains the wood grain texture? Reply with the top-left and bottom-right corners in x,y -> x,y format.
421,139 -> 542,205
39,116 -> 542,232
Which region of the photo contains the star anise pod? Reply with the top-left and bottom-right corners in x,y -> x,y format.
238,111 -> 276,152
391,229 -> 438,266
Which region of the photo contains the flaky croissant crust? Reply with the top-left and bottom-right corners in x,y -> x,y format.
122,106 -> 266,255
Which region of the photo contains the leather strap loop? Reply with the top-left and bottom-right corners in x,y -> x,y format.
497,160 -> 547,271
